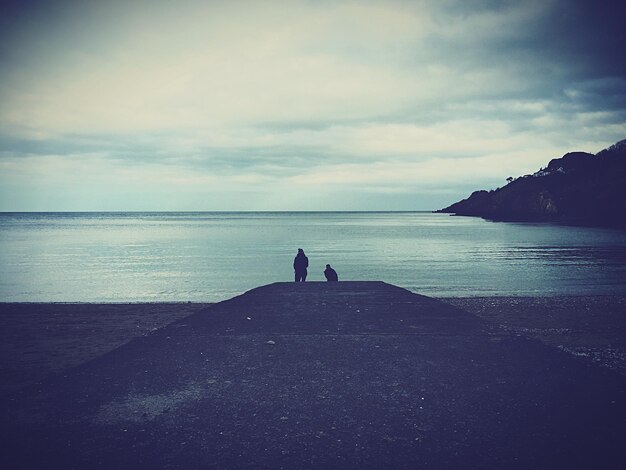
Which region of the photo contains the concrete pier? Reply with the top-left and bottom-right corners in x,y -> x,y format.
2,282 -> 625,469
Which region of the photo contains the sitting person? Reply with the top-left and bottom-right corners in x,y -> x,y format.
324,264 -> 338,282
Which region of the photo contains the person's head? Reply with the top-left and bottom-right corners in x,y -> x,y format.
298,248 -> 303,253
326,264 -> 331,269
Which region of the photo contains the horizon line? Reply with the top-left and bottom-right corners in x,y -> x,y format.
0,210 -> 439,214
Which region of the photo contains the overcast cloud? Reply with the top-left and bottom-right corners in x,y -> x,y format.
1,0 -> 625,210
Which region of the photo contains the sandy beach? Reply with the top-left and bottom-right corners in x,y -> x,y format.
1,295 -> 625,398
445,296 -> 626,376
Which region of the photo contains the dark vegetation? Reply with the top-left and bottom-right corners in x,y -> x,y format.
437,139 -> 626,228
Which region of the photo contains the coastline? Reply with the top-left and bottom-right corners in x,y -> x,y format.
1,295 -> 625,398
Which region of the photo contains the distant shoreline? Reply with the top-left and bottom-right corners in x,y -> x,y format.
0,210 -> 436,215
435,211 -> 626,231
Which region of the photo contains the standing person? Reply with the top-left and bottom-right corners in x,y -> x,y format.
324,264 -> 338,282
293,248 -> 309,282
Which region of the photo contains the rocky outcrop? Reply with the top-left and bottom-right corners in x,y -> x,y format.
437,139 -> 626,228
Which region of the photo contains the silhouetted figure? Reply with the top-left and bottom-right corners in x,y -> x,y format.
324,264 -> 338,282
293,248 -> 309,282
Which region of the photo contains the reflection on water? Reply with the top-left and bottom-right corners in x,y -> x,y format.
504,246 -> 626,264
1,212 -> 626,302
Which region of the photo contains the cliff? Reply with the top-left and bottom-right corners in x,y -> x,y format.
437,139 -> 626,228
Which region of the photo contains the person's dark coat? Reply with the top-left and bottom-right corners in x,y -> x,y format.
293,249 -> 309,282
294,252 -> 309,271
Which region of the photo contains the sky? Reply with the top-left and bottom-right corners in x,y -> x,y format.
1,0 -> 625,211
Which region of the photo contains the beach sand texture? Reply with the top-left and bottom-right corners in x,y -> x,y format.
2,295 -> 625,398
0,303 -> 210,397
446,295 -> 626,376
1,282 -> 625,469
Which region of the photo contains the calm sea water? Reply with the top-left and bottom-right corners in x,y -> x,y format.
1,212 -> 626,302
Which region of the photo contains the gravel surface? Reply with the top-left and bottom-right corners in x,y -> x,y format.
0,303 -> 211,396
442,296 -> 626,376
2,295 -> 625,399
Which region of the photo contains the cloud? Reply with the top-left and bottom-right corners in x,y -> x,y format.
1,2 -> 430,133
0,0 -> 625,210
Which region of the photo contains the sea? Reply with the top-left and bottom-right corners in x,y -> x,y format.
1,211 -> 626,302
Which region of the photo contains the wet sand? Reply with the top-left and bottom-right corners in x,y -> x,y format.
1,295 -> 625,398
